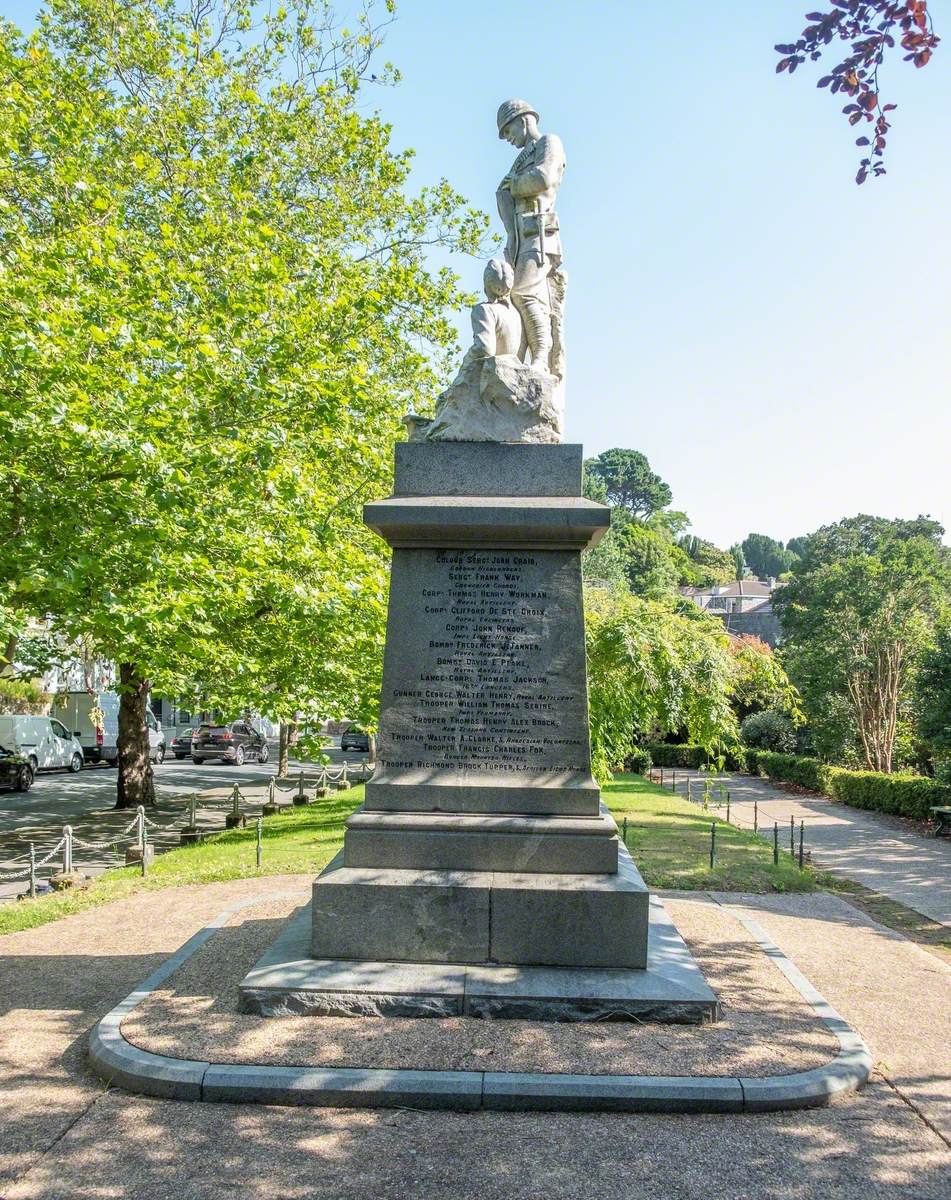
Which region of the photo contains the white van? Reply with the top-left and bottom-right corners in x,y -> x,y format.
0,715 -> 85,773
49,692 -> 166,765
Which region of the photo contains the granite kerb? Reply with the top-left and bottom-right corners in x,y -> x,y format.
88,889 -> 873,1113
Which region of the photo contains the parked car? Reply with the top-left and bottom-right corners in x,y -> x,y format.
48,692 -> 166,765
191,721 -> 270,766
169,725 -> 197,760
0,715 -> 85,774
341,728 -> 371,753
0,743 -> 33,792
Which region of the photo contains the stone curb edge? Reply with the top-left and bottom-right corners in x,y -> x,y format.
88,891 -> 872,1113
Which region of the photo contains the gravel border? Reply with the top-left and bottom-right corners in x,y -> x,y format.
89,890 -> 871,1112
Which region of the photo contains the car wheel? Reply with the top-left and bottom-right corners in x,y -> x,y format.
192,755 -> 203,765
15,764 -> 33,792
155,745 -> 165,765
69,753 -> 83,773
257,743 -> 269,764
234,745 -> 245,766
175,753 -> 186,760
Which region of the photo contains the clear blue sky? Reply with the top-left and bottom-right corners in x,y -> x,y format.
4,1 -> 950,550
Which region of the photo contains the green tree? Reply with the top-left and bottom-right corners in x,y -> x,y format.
729,543 -> 747,579
583,449 -> 672,521
585,589 -> 737,781
727,634 -> 802,722
677,535 -> 736,587
0,0 -> 484,806
916,612 -> 951,776
775,523 -> 949,772
741,533 -> 799,581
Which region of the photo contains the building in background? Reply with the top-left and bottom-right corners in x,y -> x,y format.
680,579 -> 781,647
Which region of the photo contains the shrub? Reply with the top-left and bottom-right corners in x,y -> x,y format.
740,710 -> 797,753
749,751 -> 832,793
749,750 -> 951,820
624,746 -> 652,775
642,743 -> 710,769
0,677 -> 50,715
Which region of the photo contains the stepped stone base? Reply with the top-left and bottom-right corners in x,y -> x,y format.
240,890 -> 719,1024
311,838 -> 649,970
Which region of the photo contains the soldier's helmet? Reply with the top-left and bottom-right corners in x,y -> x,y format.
497,98 -> 538,138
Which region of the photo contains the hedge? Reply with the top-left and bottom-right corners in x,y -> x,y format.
642,743 -> 709,769
623,747 -> 652,775
746,749 -> 951,821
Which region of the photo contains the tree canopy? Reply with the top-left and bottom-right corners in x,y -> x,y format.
583,449 -> 672,521
0,0 -> 485,803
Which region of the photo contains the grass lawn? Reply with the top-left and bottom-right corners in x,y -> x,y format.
2,774 -> 818,937
605,773 -> 817,893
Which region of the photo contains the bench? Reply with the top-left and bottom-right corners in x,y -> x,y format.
930,806 -> 951,838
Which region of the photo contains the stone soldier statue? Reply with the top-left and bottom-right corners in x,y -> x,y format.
495,98 -> 567,378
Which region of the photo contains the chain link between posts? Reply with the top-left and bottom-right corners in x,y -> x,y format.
0,760 -> 373,893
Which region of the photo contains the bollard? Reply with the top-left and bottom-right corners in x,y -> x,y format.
790,814 -> 795,857
726,794 -> 731,825
138,805 -> 146,857
293,770 -> 310,807
63,826 -> 73,875
262,778 -> 279,817
226,784 -> 244,829
671,769 -> 676,793
754,800 -> 758,833
180,794 -> 203,845
141,822 -> 148,876
687,779 -> 692,804
256,817 -> 263,869
29,842 -> 36,899
773,821 -> 779,865
798,820 -> 805,870
709,821 -> 717,868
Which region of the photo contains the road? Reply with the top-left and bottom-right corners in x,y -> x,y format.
0,743 -> 369,900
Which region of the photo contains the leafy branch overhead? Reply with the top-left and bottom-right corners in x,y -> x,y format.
775,1 -> 939,183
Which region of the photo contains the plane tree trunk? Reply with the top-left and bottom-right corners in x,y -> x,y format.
115,663 -> 155,809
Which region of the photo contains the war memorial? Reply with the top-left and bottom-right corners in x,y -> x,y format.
239,99 -> 718,1023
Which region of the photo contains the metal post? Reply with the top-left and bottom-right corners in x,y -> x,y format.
29,842 -> 36,899
190,793 -> 197,829
790,814 -> 795,857
138,805 -> 146,857
342,761 -> 348,785
754,800 -> 758,833
622,816 -> 628,844
141,822 -> 147,876
268,778 -> 276,807
798,820 -> 805,870
709,821 -> 717,868
233,784 -> 241,821
726,794 -> 731,825
671,769 -> 676,792
256,817 -> 263,869
63,826 -> 72,875
298,771 -> 304,802
659,767 -> 664,788
773,821 -> 779,865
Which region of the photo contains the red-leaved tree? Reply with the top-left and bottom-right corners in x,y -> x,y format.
776,2 -> 939,182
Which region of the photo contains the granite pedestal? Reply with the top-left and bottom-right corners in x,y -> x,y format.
242,442 -> 718,1021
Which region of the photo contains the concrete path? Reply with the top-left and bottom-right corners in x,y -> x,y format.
671,770 -> 951,926
0,881 -> 947,1199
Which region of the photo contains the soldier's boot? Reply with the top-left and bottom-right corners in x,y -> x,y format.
515,295 -> 553,372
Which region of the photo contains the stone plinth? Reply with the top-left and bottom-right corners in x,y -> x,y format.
309,442 -> 657,977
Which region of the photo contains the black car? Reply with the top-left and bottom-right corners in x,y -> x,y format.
0,744 -> 33,792
341,728 -> 370,752
169,725 -> 197,760
191,721 -> 270,766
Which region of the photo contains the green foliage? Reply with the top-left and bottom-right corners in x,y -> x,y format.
741,533 -> 799,580
740,709 -> 797,753
749,750 -> 950,820
641,743 -> 710,768
623,746 -> 651,774
0,1 -> 487,761
915,612 -> 951,758
615,522 -> 680,597
0,676 -> 50,714
677,535 -> 736,587
728,634 -> 802,721
583,448 -> 672,520
585,590 -> 737,781
776,518 -> 950,772
729,542 -> 747,579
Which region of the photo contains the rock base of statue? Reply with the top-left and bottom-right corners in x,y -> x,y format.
239,442 -> 719,1024
409,354 -> 562,444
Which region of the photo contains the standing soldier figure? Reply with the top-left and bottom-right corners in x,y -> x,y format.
495,99 -> 567,377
